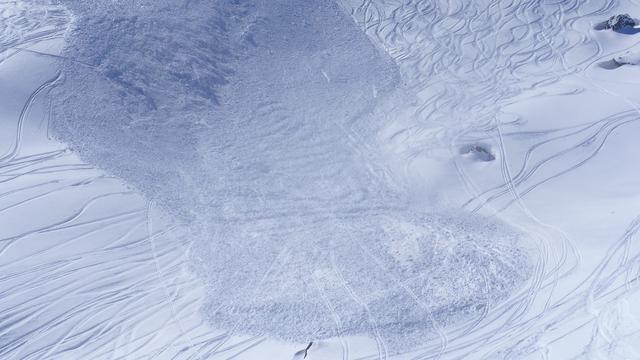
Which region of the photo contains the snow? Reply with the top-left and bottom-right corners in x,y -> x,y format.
613,49 -> 640,65
3,0 -> 640,359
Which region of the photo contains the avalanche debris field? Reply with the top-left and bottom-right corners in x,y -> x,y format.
2,0 -> 640,359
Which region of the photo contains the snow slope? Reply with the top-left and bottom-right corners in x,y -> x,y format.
47,0 -> 533,348
3,0 -> 640,359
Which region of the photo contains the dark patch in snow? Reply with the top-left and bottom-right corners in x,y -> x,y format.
460,143 -> 496,162
595,14 -> 639,33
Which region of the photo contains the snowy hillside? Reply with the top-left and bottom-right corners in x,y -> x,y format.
2,0 -> 640,359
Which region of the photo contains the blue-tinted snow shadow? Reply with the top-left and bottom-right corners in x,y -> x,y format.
598,59 -> 624,70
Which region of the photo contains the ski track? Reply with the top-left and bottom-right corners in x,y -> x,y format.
3,0 -> 640,359
0,2 -> 287,360
338,0 -> 640,359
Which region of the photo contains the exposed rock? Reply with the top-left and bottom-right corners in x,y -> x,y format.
606,14 -> 636,31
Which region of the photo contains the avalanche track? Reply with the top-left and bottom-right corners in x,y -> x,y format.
3,0 -> 640,359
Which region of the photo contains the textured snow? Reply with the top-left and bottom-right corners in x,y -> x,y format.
5,0 -> 640,358
199,211 -> 529,343
47,0 -> 533,346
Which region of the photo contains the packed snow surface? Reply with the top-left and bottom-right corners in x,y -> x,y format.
4,0 -> 640,359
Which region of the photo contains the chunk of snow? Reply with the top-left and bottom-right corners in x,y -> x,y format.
614,50 -> 640,65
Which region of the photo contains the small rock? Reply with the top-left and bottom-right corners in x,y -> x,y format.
606,14 -> 636,31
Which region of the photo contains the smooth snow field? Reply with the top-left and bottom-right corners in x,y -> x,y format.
3,0 -> 640,359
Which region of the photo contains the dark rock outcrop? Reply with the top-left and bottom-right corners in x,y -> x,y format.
606,14 -> 636,31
